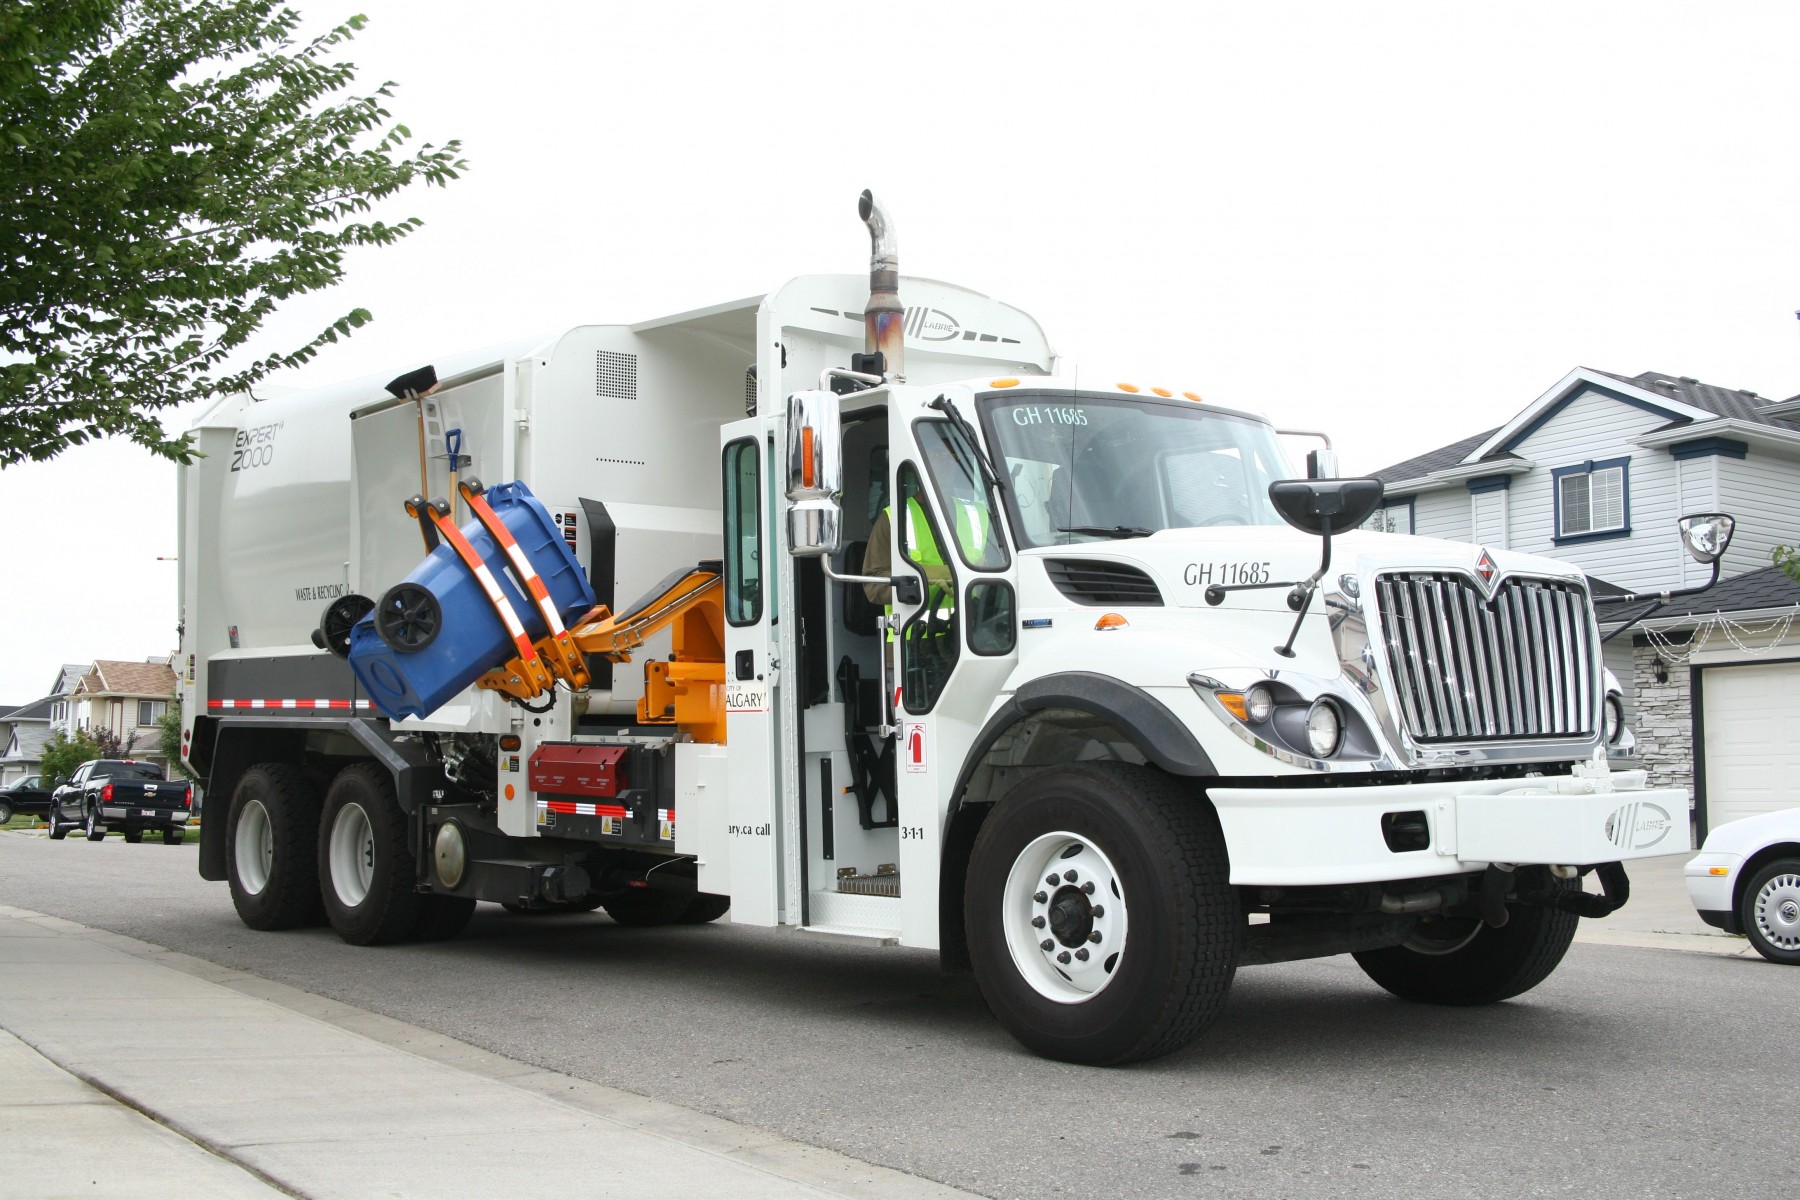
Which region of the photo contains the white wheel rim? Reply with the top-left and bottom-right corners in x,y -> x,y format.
1002,831 -> 1130,1004
1754,873 -> 1800,951
328,802 -> 375,907
234,799 -> 273,895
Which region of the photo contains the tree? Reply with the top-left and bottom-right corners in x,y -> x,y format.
39,728 -> 103,788
0,1 -> 463,466
1776,544 -> 1800,586
156,694 -> 198,781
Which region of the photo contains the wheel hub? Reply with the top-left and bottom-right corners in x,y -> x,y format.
1756,874 -> 1800,950
1003,833 -> 1130,1004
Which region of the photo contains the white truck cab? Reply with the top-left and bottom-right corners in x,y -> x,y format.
181,193 -> 1693,1064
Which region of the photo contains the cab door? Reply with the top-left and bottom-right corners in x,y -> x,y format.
717,420 -> 783,924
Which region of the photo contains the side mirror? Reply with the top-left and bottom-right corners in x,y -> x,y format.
1678,512 -> 1735,566
1305,448 -> 1338,480
785,390 -> 845,557
1268,478 -> 1386,536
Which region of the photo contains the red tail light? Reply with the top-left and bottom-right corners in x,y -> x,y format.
102,783 -> 113,802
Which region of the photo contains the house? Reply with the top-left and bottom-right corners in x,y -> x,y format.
0,697 -> 55,785
45,662 -> 88,737
1373,367 -> 1800,838
63,658 -> 180,770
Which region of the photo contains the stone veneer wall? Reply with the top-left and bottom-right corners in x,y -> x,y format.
1629,637 -> 1694,820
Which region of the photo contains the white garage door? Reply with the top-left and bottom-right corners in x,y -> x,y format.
1701,659 -> 1800,832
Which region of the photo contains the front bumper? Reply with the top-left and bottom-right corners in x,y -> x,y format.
1209,772 -> 1690,887
1685,851 -> 1742,930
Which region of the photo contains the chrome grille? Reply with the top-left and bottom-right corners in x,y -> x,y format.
1373,572 -> 1596,743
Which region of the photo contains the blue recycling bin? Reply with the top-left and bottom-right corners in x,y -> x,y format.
348,481 -> 595,720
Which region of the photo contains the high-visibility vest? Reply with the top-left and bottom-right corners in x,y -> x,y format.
887,497 -> 949,639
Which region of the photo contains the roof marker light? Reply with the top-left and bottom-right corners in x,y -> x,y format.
1183,391 -> 1204,403
1116,382 -> 1140,393
990,378 -> 1021,388
1151,387 -> 1172,398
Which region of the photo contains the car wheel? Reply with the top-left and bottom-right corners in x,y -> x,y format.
1740,858 -> 1800,965
122,829 -> 143,844
0,799 -> 13,824
163,828 -> 185,846
319,763 -> 424,945
965,763 -> 1240,1066
47,807 -> 68,840
84,807 -> 105,841
1353,869 -> 1579,1004
227,764 -> 324,931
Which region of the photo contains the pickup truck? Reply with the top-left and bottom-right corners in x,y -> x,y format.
0,774 -> 52,823
48,760 -> 193,845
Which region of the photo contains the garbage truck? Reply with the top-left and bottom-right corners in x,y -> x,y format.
178,191 -> 1708,1064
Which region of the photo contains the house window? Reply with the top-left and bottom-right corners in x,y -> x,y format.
1553,458 -> 1630,542
137,699 -> 168,726
1365,498 -> 1414,535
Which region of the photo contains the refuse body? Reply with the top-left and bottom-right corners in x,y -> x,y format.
348,481 -> 595,719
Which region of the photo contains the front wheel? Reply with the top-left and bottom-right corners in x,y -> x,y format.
319,764 -> 424,945
1741,858 -> 1800,965
1353,870 -> 1578,1004
965,763 -> 1240,1066
47,806 -> 68,840
84,807 -> 105,841
0,799 -> 13,824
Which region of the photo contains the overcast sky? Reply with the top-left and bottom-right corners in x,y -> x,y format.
4,0 -> 1799,704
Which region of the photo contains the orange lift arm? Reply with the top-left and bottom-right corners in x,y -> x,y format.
474,566 -> 728,745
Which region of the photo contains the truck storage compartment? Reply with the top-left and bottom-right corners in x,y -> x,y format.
348,480 -> 596,719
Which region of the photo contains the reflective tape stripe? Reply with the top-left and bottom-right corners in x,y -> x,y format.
430,505 -> 540,664
465,489 -> 570,639
539,800 -> 629,818
208,699 -> 371,710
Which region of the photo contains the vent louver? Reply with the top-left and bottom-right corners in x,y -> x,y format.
1044,559 -> 1163,606
595,350 -> 638,400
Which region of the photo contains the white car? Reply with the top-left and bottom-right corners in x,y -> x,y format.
1687,808 -> 1800,964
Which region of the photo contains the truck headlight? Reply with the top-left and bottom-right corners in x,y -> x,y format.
1604,695 -> 1624,745
1304,700 -> 1343,758
1244,685 -> 1275,724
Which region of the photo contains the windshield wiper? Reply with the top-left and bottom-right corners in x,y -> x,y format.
928,394 -> 1006,502
1056,524 -> 1155,539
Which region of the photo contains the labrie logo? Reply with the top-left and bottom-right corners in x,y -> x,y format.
1605,801 -> 1674,851
905,306 -> 961,341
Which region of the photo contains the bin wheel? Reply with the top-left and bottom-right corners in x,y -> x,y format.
317,594 -> 376,658
375,583 -> 441,652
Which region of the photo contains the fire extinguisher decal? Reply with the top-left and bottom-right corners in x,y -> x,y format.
904,722 -> 926,774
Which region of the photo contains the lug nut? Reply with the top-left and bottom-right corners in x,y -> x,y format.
1088,931 -> 1102,943
1082,881 -> 1095,895
1031,916 -> 1046,928
1092,905 -> 1105,918
1057,951 -> 1072,964
1075,948 -> 1089,961
1040,939 -> 1054,952
1045,873 -> 1060,887
1065,870 -> 1078,883
1033,891 -> 1047,904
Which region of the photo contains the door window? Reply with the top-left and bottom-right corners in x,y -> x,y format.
896,462 -> 959,713
722,439 -> 762,627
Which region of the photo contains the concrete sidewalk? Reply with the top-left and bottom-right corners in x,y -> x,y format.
0,906 -> 975,1200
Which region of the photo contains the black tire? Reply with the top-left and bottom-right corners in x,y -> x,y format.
84,807 -> 105,841
676,893 -> 731,924
965,763 -> 1241,1066
1353,872 -> 1579,1005
0,800 -> 13,824
227,764 -> 324,931
413,894 -> 477,941
163,828 -> 185,846
122,829 -> 143,844
47,807 -> 68,840
602,889 -> 692,927
1739,857 -> 1800,966
318,763 -> 425,946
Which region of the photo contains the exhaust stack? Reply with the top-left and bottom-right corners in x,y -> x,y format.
858,189 -> 902,378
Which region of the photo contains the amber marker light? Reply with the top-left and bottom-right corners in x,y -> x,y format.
1094,612 -> 1130,631
1183,391 -> 1204,403
990,378 -> 1021,388
499,734 -> 521,751
801,426 -> 816,489
1116,382 -> 1141,393
1216,692 -> 1250,721
1151,387 -> 1172,397
1709,867 -> 1730,876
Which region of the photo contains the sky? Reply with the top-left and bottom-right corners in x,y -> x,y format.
4,0 -> 1800,703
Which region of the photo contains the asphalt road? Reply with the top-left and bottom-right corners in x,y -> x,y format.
1,831 -> 1787,1200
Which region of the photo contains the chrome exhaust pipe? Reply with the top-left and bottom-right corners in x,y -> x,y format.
858,189 -> 902,378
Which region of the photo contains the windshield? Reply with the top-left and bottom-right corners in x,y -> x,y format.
977,391 -> 1291,548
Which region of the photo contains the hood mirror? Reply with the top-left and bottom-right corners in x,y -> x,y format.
1268,478 -> 1386,537
1678,512 -> 1735,565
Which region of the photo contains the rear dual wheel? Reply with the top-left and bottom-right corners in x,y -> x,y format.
318,765 -> 472,945
227,765 -> 324,931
